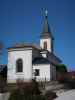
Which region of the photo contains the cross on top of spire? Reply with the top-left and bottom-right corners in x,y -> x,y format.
45,9 -> 48,17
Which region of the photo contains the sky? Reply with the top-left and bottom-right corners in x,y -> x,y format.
0,0 -> 75,70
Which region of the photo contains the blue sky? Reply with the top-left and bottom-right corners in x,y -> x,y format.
0,0 -> 75,70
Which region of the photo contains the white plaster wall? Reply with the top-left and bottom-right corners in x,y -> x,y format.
40,38 -> 52,52
33,64 -> 51,81
7,48 -> 32,83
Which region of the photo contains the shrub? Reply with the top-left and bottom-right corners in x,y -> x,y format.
64,78 -> 75,89
45,90 -> 57,100
8,79 -> 45,100
0,75 -> 7,93
9,89 -> 45,100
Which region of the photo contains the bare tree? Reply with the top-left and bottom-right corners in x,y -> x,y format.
0,41 -> 4,63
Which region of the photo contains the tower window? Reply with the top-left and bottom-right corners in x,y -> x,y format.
16,59 -> 23,72
44,42 -> 47,49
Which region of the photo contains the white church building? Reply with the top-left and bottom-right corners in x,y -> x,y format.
7,11 -> 61,83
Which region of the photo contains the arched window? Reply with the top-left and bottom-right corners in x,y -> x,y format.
16,59 -> 23,72
44,41 -> 47,49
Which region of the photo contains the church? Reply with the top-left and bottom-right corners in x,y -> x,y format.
7,11 -> 61,83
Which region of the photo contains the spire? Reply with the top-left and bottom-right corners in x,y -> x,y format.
41,9 -> 54,39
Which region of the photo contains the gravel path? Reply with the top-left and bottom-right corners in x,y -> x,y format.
0,93 -> 10,100
55,89 -> 75,100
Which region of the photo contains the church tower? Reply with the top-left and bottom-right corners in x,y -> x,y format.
40,10 -> 54,53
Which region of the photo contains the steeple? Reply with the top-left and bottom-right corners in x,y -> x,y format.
41,10 -> 53,39
40,10 -> 54,52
